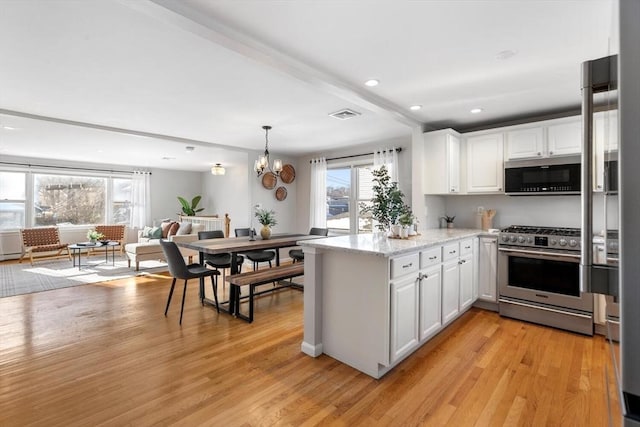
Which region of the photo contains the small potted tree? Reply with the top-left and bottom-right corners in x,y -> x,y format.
178,195 -> 204,217
441,215 -> 456,229
255,208 -> 277,240
360,165 -> 412,237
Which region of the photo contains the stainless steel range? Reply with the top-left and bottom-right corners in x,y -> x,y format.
498,225 -> 594,335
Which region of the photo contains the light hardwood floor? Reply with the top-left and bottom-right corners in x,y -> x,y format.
0,269 -> 621,426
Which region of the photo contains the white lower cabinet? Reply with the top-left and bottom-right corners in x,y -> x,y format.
389,237 -> 477,365
390,275 -> 420,363
441,258 -> 460,325
478,236 -> 498,302
419,264 -> 442,341
459,253 -> 474,310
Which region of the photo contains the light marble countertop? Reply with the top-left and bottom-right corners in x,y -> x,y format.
298,228 -> 497,257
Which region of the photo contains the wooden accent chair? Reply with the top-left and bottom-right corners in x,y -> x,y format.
19,227 -> 71,266
94,224 -> 126,253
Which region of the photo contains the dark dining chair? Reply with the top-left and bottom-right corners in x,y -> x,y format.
235,228 -> 276,270
289,227 -> 328,263
160,239 -> 220,325
198,230 -> 244,284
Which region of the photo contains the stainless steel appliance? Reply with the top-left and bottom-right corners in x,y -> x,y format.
593,230 -> 620,341
504,155 -> 581,195
498,225 -> 593,335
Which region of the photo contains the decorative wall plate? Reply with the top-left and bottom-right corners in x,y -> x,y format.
280,164 -> 296,184
262,172 -> 277,190
275,186 -> 288,201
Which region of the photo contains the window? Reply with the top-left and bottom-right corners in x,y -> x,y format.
0,167 -> 133,230
326,164 -> 374,234
0,171 -> 26,230
34,174 -> 107,225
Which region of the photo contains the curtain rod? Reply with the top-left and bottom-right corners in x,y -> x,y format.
0,161 -> 151,175
309,147 -> 402,163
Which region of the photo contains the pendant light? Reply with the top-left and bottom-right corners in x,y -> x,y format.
254,125 -> 283,177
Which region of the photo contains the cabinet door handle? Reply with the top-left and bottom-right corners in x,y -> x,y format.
464,246 -> 471,249
402,262 -> 413,269
449,250 -> 456,254
428,256 -> 437,260
459,260 -> 466,264
549,151 -> 554,155
537,152 -> 542,156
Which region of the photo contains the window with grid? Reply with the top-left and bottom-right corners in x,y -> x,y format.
326,164 -> 374,234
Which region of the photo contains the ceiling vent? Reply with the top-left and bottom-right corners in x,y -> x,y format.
329,108 -> 361,120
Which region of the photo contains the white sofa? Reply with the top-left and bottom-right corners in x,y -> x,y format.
124,223 -> 204,271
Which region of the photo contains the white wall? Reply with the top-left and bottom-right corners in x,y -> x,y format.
294,136 -> 412,233
150,168 -> 203,224
201,152 -> 250,230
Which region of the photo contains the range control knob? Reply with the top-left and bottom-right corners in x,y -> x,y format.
517,236 -> 525,243
501,235 -> 509,243
526,237 -> 534,244
510,235 -> 517,243
569,239 -> 578,247
550,239 -> 557,246
559,238 -> 568,246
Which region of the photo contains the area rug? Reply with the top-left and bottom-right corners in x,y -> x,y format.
0,256 -> 168,298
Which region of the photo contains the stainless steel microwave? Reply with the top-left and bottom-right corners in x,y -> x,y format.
504,155 -> 581,195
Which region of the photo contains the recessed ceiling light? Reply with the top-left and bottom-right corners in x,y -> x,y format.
364,79 -> 379,87
161,156 -> 175,160
185,146 -> 195,153
1,125 -> 17,130
410,105 -> 422,111
470,108 -> 483,114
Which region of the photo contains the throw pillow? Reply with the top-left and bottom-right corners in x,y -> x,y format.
168,221 -> 180,237
142,226 -> 153,238
176,222 -> 192,236
160,221 -> 173,238
149,226 -> 163,239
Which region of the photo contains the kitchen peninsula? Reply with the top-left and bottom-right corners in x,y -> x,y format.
297,228 -> 483,378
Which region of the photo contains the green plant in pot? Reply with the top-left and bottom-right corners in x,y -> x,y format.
255,208 -> 277,240
178,195 -> 204,216
441,215 -> 456,229
360,165 -> 411,234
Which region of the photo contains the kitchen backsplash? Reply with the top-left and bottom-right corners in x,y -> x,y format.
428,193 -> 618,231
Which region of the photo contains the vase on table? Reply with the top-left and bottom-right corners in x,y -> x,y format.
260,225 -> 272,240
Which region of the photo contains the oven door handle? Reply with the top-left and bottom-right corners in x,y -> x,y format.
498,247 -> 581,262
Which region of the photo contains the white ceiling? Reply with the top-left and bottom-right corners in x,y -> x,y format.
0,0 -> 613,172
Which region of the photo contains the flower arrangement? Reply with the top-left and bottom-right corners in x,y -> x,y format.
255,208 -> 277,227
87,230 -> 105,241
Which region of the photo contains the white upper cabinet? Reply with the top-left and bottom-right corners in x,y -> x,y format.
547,117 -> 582,156
505,117 -> 581,161
506,127 -> 544,160
466,132 -> 504,193
423,129 -> 462,194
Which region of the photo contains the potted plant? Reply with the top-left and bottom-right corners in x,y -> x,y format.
441,215 -> 456,229
398,211 -> 414,238
255,208 -> 277,240
360,165 -> 412,235
178,195 -> 204,217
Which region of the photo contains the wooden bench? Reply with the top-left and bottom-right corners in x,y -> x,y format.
226,263 -> 304,322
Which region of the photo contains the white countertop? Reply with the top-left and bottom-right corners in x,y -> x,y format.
298,228 -> 490,257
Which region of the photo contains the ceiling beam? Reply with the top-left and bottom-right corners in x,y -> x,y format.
0,109 -> 249,153
121,0 -> 422,128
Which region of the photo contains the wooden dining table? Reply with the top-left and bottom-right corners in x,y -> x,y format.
178,233 -> 322,316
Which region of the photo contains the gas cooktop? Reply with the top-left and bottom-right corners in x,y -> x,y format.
499,225 -> 581,251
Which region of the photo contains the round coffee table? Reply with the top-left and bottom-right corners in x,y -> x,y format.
69,241 -> 120,270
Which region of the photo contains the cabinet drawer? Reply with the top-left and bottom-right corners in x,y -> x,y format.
442,242 -> 460,261
460,239 -> 473,255
391,253 -> 419,280
420,247 -> 441,268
